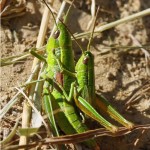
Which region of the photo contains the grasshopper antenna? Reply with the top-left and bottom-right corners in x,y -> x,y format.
63,0 -> 75,23
56,0 -> 85,54
87,6 -> 100,51
59,0 -> 85,54
42,0 -> 58,29
43,0 -> 84,53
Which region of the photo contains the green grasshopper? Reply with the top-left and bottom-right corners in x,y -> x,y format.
51,8 -> 134,133
75,48 -> 134,130
32,1 -> 134,148
63,23 -> 134,132
34,3 -> 118,148
74,9 -> 134,130
33,2 -> 100,148
44,22 -> 105,148
50,18 -> 120,133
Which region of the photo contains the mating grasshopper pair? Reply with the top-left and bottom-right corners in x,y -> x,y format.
32,2 -> 134,148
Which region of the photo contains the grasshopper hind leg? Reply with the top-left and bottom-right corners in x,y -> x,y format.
43,81 -> 59,136
95,94 -> 134,129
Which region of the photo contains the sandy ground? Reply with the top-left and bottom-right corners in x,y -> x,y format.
1,0 -> 150,149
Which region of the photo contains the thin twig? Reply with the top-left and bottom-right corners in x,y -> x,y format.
2,124 -> 150,150
19,1 -> 52,146
75,8 -> 150,39
50,1 -> 67,37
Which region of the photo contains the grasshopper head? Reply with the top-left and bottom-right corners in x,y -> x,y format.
46,37 -> 59,54
83,51 -> 94,65
57,22 -> 72,47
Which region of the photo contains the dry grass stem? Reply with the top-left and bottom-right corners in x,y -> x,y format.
19,2 -> 52,146
50,1 -> 67,36
86,0 -> 96,30
2,124 -> 150,150
75,8 -> 150,39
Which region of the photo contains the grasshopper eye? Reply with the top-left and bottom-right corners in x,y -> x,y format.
83,56 -> 89,65
53,30 -> 60,39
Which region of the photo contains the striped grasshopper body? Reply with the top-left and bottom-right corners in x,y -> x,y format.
76,51 -> 95,106
41,1 -> 133,147
45,35 -> 87,134
47,15 -> 132,134
73,7 -> 134,131
75,50 -> 134,131
28,2 -> 99,147
44,23 -> 99,148
51,22 -> 119,133
51,22 -> 120,133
